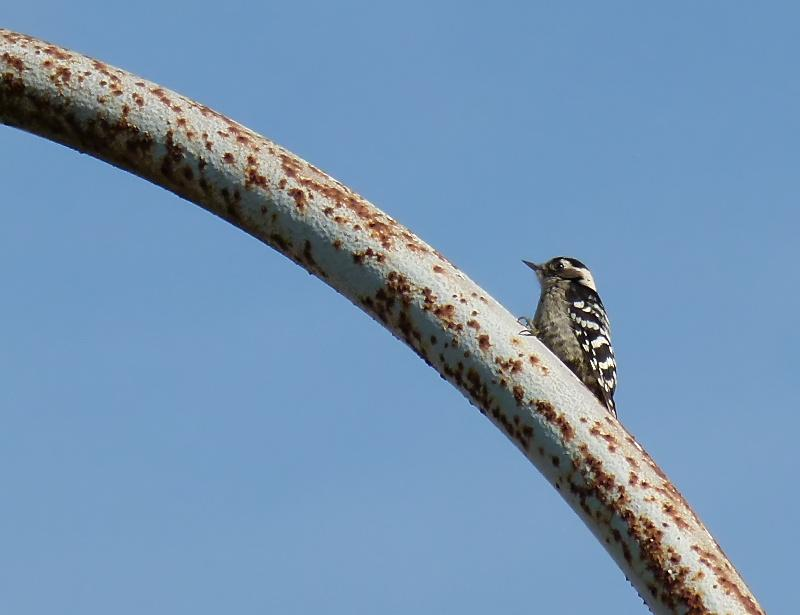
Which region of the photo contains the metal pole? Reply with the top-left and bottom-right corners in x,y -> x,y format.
0,29 -> 763,614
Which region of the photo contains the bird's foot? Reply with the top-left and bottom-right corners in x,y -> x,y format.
517,316 -> 537,336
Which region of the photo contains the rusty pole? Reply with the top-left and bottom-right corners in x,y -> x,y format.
0,30 -> 763,614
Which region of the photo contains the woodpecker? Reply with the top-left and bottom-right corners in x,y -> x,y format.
522,257 -> 617,415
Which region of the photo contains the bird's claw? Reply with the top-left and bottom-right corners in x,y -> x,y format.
517,316 -> 537,336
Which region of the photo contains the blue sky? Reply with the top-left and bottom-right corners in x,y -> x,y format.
2,3 -> 795,613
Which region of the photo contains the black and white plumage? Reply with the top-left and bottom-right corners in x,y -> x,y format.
522,257 -> 618,416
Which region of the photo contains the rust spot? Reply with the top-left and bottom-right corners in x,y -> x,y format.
150,87 -> 177,109
55,66 -> 71,84
621,540 -> 632,565
535,401 -> 574,442
434,304 -> 456,319
124,132 -> 154,156
397,310 -> 421,344
467,319 -> 480,330
589,424 -> 619,450
333,239 -> 342,250
385,272 -> 412,303
512,385 -> 524,404
490,407 -> 515,437
421,287 -> 436,310
245,168 -> 268,189
527,354 -> 549,373
345,195 -> 371,219
278,152 -> 303,178
223,191 -> 241,221
478,334 -> 491,351
433,265 -> 444,273
269,233 -> 291,251
2,52 -> 25,72
495,357 -> 523,374
44,45 -> 71,60
159,130 -> 185,181
303,240 -> 316,269
223,152 -> 235,164
288,188 -> 307,210
464,368 -> 489,408
367,220 -> 393,249
662,503 -> 691,531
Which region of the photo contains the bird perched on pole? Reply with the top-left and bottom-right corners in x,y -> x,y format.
521,257 -> 618,416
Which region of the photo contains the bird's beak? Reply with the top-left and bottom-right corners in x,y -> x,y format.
522,260 -> 540,272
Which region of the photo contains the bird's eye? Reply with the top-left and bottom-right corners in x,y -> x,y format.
557,262 -> 566,271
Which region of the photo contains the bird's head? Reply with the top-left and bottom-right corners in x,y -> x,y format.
523,257 -> 597,292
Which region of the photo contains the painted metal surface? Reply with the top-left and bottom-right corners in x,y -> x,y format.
0,30 -> 763,614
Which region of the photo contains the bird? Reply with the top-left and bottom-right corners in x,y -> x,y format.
521,257 -> 617,415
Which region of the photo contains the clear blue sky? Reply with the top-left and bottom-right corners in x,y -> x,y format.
2,3 -> 795,613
